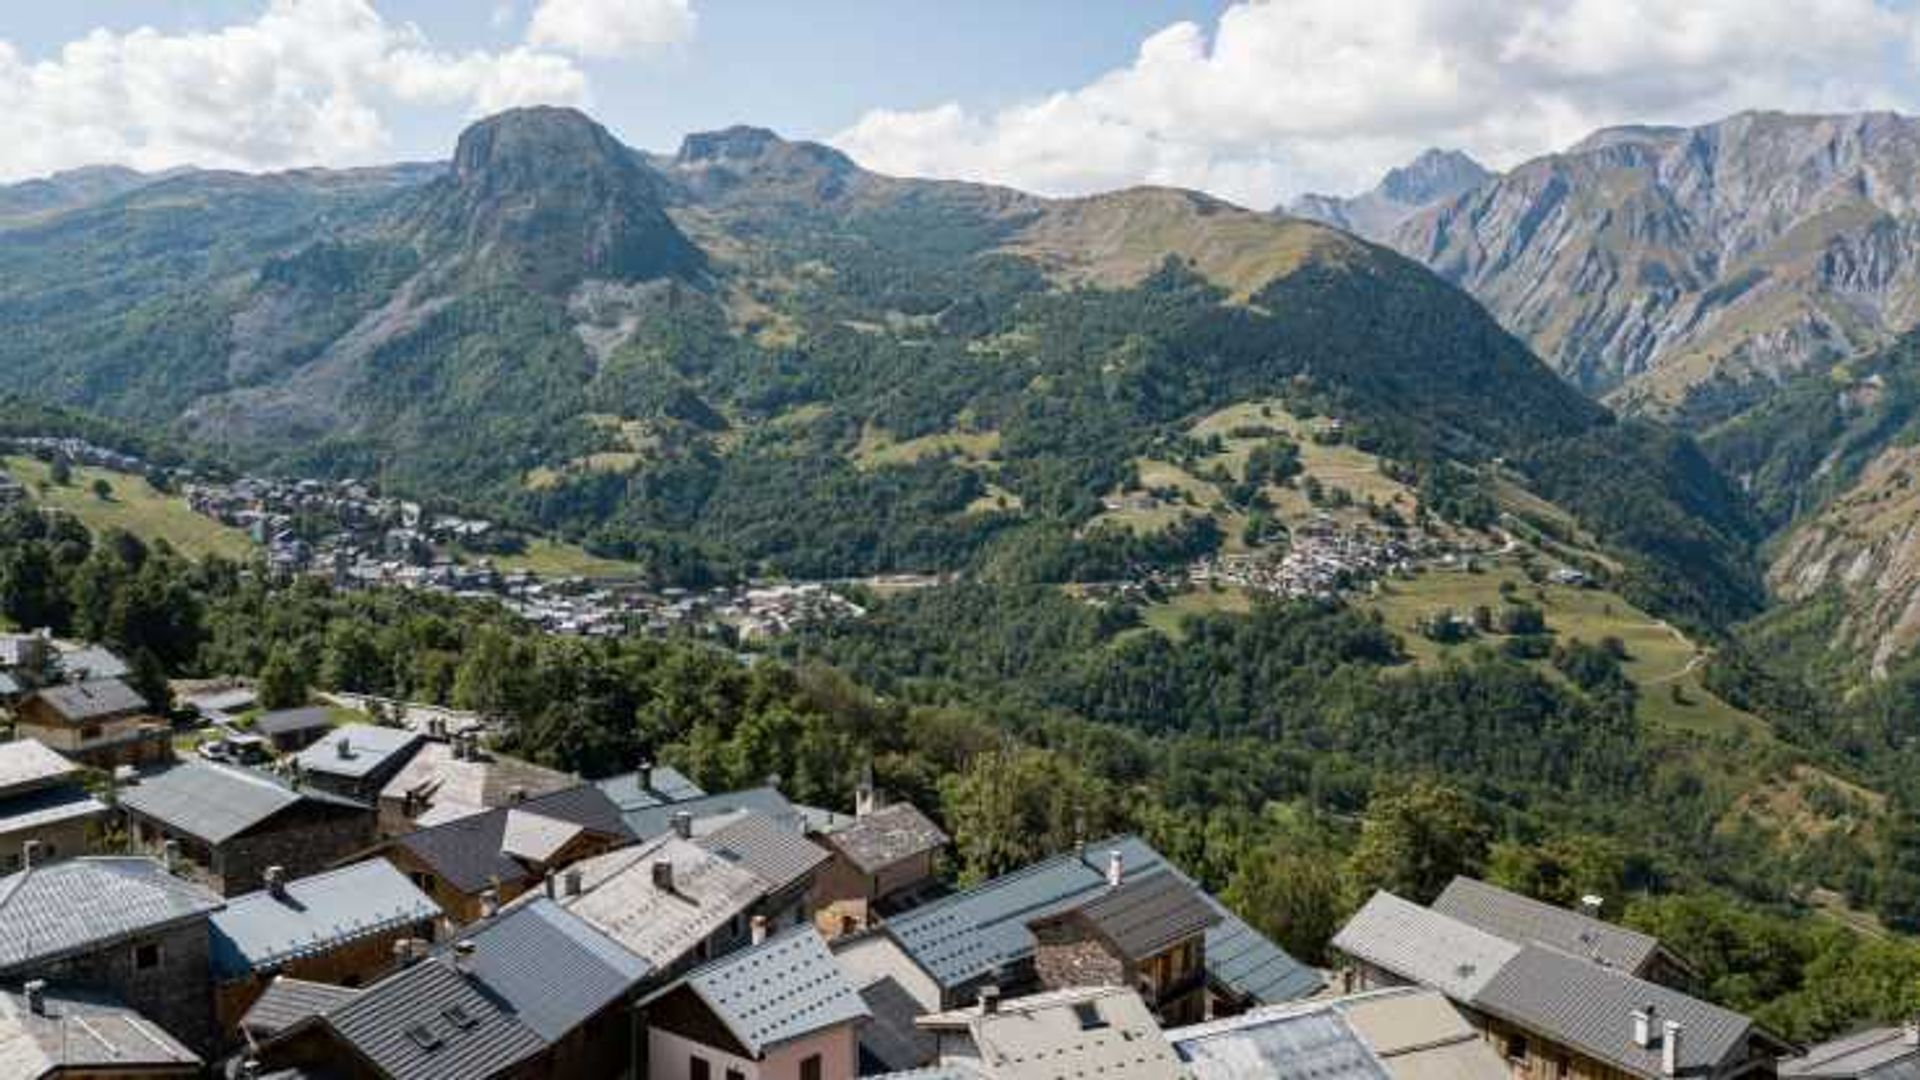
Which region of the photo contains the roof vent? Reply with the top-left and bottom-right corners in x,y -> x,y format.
1107,849 -> 1124,888
1580,894 -> 1605,919
336,735 -> 352,759
264,865 -> 287,898
670,811 -> 694,840
452,939 -> 476,971
651,858 -> 675,894
1633,1005 -> 1658,1049
978,985 -> 1000,1015
751,915 -> 769,945
1662,1021 -> 1683,1077
22,980 -> 45,1016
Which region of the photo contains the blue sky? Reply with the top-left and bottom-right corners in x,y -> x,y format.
3,1 -> 1919,205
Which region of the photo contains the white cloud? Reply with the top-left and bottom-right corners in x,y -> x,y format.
0,0 -> 589,181
833,0 -> 1920,208
526,0 -> 695,60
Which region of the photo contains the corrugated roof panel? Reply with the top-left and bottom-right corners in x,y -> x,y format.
1174,1002 -> 1392,1080
1433,877 -> 1660,974
698,812 -> 830,894
296,725 -> 422,780
324,959 -> 546,1080
678,927 -> 870,1057
1331,893 -> 1520,1001
463,898 -> 650,1042
239,978 -> 360,1038
209,861 -> 439,978
120,761 -> 363,845
0,857 -> 223,970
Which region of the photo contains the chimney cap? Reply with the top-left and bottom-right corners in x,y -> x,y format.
978,985 -> 1000,1014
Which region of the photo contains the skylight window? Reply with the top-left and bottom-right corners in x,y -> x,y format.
405,1023 -> 444,1051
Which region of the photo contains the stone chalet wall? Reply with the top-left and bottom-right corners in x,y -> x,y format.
1031,922 -> 1128,993
214,804 -> 375,896
27,918 -> 216,1056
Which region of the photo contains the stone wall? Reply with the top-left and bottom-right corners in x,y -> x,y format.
32,918 -> 216,1055
211,805 -> 375,895
1031,925 -> 1127,994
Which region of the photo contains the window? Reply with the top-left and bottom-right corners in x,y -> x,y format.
133,942 -> 162,970
727,1070 -> 745,1080
1505,1035 -> 1529,1063
410,872 -> 437,895
690,1056 -> 711,1080
404,1023 -> 443,1051
442,1005 -> 477,1030
1555,1056 -> 1571,1080
801,1054 -> 822,1080
80,724 -> 101,741
1073,1002 -> 1109,1031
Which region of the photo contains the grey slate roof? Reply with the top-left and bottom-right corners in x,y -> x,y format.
619,785 -> 805,839
239,977 -> 361,1039
917,986 -> 1185,1080
553,835 -> 766,969
649,927 -> 869,1057
57,645 -> 130,682
884,835 -> 1323,1006
856,975 -> 937,1073
0,740 -> 76,799
461,897 -> 651,1042
0,786 -> 109,835
0,857 -> 223,971
0,983 -> 200,1077
295,724 -> 422,780
698,811 -> 831,894
1331,892 -> 1521,1001
28,678 -> 145,722
378,741 -> 575,821
316,958 -> 546,1080
253,706 -> 336,737
1433,877 -> 1664,974
1782,1029 -> 1920,1080
209,861 -> 440,979
1473,945 -> 1761,1079
823,803 -> 948,874
1048,867 -> 1221,962
119,761 -> 366,845
594,765 -> 705,811
392,784 -> 631,895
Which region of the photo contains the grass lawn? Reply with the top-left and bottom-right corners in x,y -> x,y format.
1139,586 -> 1253,641
5,456 -> 254,560
490,538 -> 648,580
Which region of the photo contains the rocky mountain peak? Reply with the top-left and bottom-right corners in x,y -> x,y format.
1378,148 -> 1492,205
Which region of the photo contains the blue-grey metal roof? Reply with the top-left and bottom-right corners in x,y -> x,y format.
253,706 -> 337,737
883,835 -> 1322,1006
209,861 -> 440,978
318,958 -> 546,1080
0,857 -> 223,971
856,975 -> 936,1073
30,678 -> 145,721
58,645 -> 130,681
1332,892 -> 1521,1002
619,785 -> 803,839
239,978 -> 361,1039
1783,1028 -> 1920,1080
119,761 -> 366,845
462,897 -> 651,1043
295,724 -> 422,780
655,927 -> 869,1057
0,786 -> 107,834
1172,1000 -> 1392,1080
1433,877 -> 1663,974
698,811 -> 830,894
594,765 -> 704,811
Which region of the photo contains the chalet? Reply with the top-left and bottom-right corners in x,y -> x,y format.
375,784 -> 632,923
834,836 -> 1320,1019
0,739 -> 107,871
293,724 -> 423,803
1781,1027 -> 1920,1080
250,705 -> 336,753
208,860 -> 441,1037
1331,891 -> 1793,1080
1432,877 -> 1698,989
813,799 -> 948,938
912,985 -> 1185,1080
118,761 -> 376,895
0,857 -> 224,1055
250,897 -> 650,1080
1026,862 -> 1219,1026
639,926 -> 869,1080
0,982 -> 201,1078
13,679 -> 168,768
376,734 -> 574,835
542,834 -> 768,978
696,810 -> 831,932
1168,986 -> 1510,1080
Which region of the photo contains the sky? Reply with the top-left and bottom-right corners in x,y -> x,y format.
4,0 -> 1920,207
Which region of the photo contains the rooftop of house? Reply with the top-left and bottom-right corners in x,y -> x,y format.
0,857 -> 224,971
390,784 -> 631,896
697,810 -> 831,895
0,634 -> 41,669
24,677 -> 146,723
884,835 -> 1322,1007
1781,1028 -> 1920,1080
618,784 -> 808,840
498,807 -> 585,865
378,740 -> 574,820
0,786 -> 109,838
1332,891 -> 1522,1000
238,977 -> 360,1041
644,927 -> 869,1059
118,761 -> 368,845
548,835 -> 766,969
294,724 -> 423,780
209,861 -> 441,979
458,897 -> 652,1043
1432,877 -> 1670,975
0,983 -> 200,1078
252,706 -> 338,738
1035,867 -> 1220,964
822,802 -> 949,875
856,975 -> 938,1075
294,957 -> 547,1080
182,687 -> 257,717
0,741 -> 76,800
593,765 -> 705,812
918,986 -> 1184,1080
1168,987 -> 1505,1080
56,644 -> 130,682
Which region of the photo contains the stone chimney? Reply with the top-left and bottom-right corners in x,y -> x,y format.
22,980 -> 45,1016
264,865 -> 287,899
1662,1021 -> 1683,1077
335,734 -> 352,759
1107,849 -> 1124,888
452,939 -> 476,972
21,840 -> 40,870
751,915 -> 769,945
978,985 -> 999,1015
1633,1006 -> 1657,1049
651,858 -> 675,894
670,811 -> 694,840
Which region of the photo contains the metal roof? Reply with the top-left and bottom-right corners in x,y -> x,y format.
1045,868 -> 1220,962
56,645 -> 130,681
920,986 -> 1185,1080
461,898 -> 651,1042
0,982 -> 200,1076
594,765 -> 705,811
658,927 -> 870,1058
553,836 -> 766,969
823,803 -> 948,874
393,784 -> 631,895
1472,945 -> 1759,1080
498,810 -> 585,865
698,811 -> 831,894
119,761 -> 366,845
1174,997 -> 1392,1080
1169,988 -> 1504,1080
0,740 -> 76,799
884,835 -> 1322,1006
0,786 -> 109,835
1782,1029 -> 1920,1080
209,861 -> 440,978
239,978 -> 361,1039
619,785 -> 805,840
857,975 -> 937,1073
295,725 -> 422,780
378,741 -> 574,821
316,958 -> 546,1080
1433,877 -> 1663,974
1331,892 -> 1520,1001
28,678 -> 145,722
253,706 -> 337,737
0,857 -> 223,971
